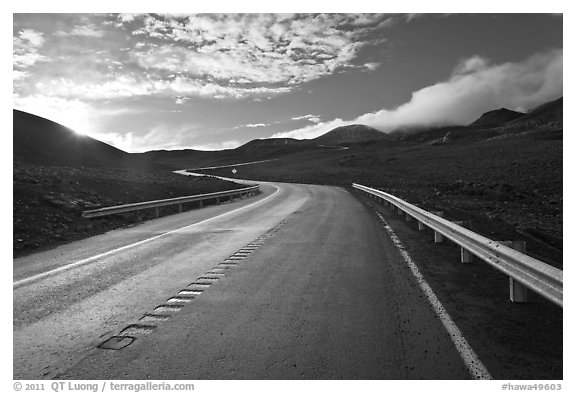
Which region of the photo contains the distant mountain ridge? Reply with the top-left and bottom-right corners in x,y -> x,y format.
312,124 -> 388,145
468,97 -> 562,129
13,97 -> 562,171
237,137 -> 306,149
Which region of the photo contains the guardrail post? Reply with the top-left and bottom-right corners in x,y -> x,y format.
499,241 -> 528,303
178,204 -> 183,213
431,211 -> 444,243
405,213 -> 412,222
418,221 -> 426,231
452,221 -> 473,263
154,207 -> 160,218
460,248 -> 473,263
434,231 -> 444,243
199,200 -> 203,208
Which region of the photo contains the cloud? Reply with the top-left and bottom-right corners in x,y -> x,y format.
363,62 -> 381,71
117,13 -> 142,23
274,49 -> 563,139
55,24 -> 105,38
175,96 -> 189,105
291,114 -> 322,123
33,74 -> 291,101
123,14 -> 393,89
275,118 -> 350,140
13,29 -> 50,69
453,55 -> 489,74
231,122 -> 270,130
14,14 -> 397,105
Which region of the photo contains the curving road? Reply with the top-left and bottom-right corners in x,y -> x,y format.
14,180 -> 475,379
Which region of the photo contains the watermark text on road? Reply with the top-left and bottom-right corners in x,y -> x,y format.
13,381 -> 195,393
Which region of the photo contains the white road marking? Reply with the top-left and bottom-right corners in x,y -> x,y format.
13,185 -> 280,288
376,212 -> 493,380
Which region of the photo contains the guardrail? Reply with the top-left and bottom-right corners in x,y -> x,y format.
353,183 -> 563,307
82,185 -> 260,219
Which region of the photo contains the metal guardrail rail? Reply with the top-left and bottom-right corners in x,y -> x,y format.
82,185 -> 260,219
353,183 -> 563,307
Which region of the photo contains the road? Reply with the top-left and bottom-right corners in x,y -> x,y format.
14,181 -> 475,379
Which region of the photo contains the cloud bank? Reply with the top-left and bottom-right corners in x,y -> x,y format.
274,49 -> 563,139
14,14 -> 394,104
126,13 -> 389,84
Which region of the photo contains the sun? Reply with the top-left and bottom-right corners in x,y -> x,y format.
14,95 -> 96,137
60,111 -> 94,137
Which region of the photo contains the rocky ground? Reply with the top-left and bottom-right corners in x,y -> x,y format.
13,163 -> 245,257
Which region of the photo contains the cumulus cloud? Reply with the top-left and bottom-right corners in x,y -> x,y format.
13,29 -> 50,69
14,14 -> 396,103
54,24 -> 105,38
33,74 -> 291,101
123,14 -> 392,89
175,96 -> 189,105
231,122 -> 272,130
363,62 -> 381,71
453,55 -> 490,74
274,49 -> 563,139
291,114 -> 322,123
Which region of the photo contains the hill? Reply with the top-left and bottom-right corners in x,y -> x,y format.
13,110 -> 160,171
14,110 -> 127,167
234,137 -> 320,158
469,108 -> 525,127
505,97 -> 563,129
312,124 -> 388,145
237,137 -> 305,149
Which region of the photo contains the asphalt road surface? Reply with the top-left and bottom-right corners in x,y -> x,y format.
14,181 -> 475,379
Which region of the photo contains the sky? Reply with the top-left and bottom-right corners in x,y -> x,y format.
13,13 -> 563,152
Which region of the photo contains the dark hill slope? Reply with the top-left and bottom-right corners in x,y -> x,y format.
312,124 -> 388,145
135,149 -> 217,169
237,137 -> 305,149
506,97 -> 563,128
469,108 -> 525,127
235,138 -> 316,158
14,110 -> 127,167
13,109 -> 160,170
